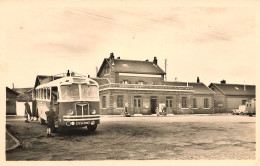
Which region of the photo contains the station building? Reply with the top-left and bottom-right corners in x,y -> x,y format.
94,53 -> 214,115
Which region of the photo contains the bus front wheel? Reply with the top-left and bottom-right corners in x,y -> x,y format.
87,124 -> 97,131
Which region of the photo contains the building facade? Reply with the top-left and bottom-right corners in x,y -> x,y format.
165,80 -> 215,114
6,87 -> 19,115
94,54 -> 213,115
209,80 -> 255,113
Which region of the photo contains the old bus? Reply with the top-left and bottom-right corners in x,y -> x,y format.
35,76 -> 100,131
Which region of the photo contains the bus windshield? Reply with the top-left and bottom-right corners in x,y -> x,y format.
81,84 -> 99,100
60,84 -> 80,101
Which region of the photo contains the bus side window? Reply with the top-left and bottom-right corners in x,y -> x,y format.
40,89 -> 43,99
47,88 -> 50,100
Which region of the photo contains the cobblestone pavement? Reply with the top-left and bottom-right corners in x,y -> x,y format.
6,115 -> 255,160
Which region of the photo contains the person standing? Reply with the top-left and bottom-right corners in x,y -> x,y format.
45,106 -> 56,137
156,107 -> 160,117
31,100 -> 38,121
24,100 -> 32,123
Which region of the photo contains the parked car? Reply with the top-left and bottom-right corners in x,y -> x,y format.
232,105 -> 247,115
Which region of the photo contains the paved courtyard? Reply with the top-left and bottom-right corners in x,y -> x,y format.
6,114 -> 255,160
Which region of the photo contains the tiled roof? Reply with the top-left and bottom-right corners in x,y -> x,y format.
113,59 -> 165,74
6,87 -> 19,96
91,78 -> 110,86
164,81 -> 214,95
14,88 -> 33,94
210,83 -> 255,96
97,58 -> 165,76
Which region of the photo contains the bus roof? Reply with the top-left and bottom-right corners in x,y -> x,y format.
35,76 -> 98,89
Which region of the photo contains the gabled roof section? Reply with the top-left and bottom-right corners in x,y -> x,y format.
14,88 -> 33,94
6,87 -> 19,96
97,58 -> 166,77
34,75 -> 62,89
209,83 -> 255,96
164,81 -> 214,95
91,78 -> 111,86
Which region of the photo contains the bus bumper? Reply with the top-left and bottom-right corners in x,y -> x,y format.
61,116 -> 100,127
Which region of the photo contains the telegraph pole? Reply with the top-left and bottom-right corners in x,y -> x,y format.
164,59 -> 167,81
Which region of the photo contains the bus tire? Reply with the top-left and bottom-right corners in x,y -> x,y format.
52,127 -> 58,133
87,124 -> 97,131
40,117 -> 45,125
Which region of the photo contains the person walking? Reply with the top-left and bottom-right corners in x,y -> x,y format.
45,106 -> 56,137
156,107 -> 160,117
24,100 -> 32,123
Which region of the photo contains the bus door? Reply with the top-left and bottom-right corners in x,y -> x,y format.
51,87 -> 59,114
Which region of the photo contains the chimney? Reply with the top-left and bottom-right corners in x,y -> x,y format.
12,83 -> 14,89
220,79 -> 226,84
197,77 -> 200,83
67,70 -> 70,76
244,81 -> 246,91
153,57 -> 158,65
109,52 -> 114,59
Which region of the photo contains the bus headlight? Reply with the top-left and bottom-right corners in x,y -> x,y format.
68,109 -> 74,115
91,109 -> 96,115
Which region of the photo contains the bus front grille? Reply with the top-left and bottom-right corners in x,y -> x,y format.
76,104 -> 89,115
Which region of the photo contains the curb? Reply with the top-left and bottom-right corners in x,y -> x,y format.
6,129 -> 22,152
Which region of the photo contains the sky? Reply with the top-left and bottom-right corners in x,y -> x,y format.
0,0 -> 257,88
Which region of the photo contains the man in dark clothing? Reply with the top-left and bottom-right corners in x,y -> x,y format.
24,100 -> 32,123
31,100 -> 38,121
45,106 -> 56,137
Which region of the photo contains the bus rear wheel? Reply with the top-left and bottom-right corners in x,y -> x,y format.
40,117 -> 45,125
87,124 -> 97,131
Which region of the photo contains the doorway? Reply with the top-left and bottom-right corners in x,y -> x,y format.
150,97 -> 157,114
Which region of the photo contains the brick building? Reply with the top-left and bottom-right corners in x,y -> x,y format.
209,80 -> 255,113
164,79 -> 215,114
94,53 -> 212,115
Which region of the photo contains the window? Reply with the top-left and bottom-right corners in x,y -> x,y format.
242,100 -> 247,105
117,95 -> 123,108
134,97 -> 141,108
36,90 -> 38,99
193,98 -> 197,108
40,89 -> 44,99
102,96 -> 106,108
204,98 -> 209,108
47,88 -> 50,100
81,85 -> 99,100
166,97 -> 173,108
44,88 -> 47,99
182,97 -> 187,108
138,81 -> 144,85
60,84 -> 80,101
